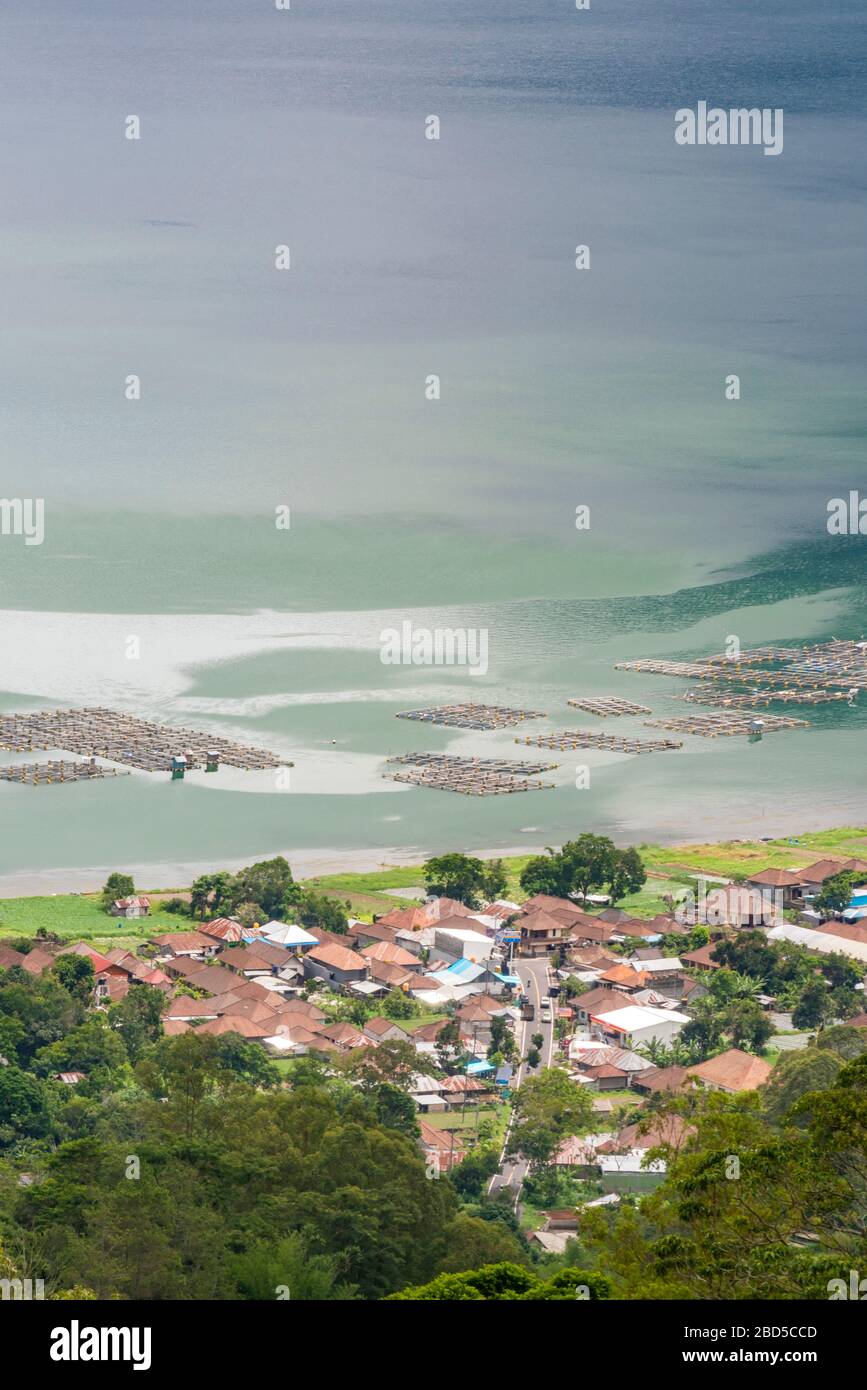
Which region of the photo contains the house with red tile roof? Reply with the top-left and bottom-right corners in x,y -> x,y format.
688,1048 -> 772,1093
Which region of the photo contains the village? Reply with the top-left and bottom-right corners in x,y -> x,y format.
3,838 -> 865,1259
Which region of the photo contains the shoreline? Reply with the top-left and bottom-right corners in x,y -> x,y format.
0,820 -> 864,899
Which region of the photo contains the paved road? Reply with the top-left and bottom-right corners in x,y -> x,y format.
488,955 -> 556,1205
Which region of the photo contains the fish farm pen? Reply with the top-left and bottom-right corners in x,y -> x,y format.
566,697 -> 652,717
395,704 -> 547,730
616,639 -> 867,693
0,708 -> 286,774
677,687 -> 851,709
643,712 -> 809,737
517,730 -> 682,754
383,752 -> 558,794
0,760 -> 130,786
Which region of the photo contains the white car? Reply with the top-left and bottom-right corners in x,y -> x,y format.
540,996 -> 551,1009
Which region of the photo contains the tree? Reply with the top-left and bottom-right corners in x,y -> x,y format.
381,989 -> 417,1020
487,1015 -> 516,1062
519,835 -> 632,907
338,1039 -> 419,1093
679,1001 -> 723,1061
792,979 -> 832,1031
423,853 -> 488,906
448,1148 -> 501,1200
231,1232 -> 359,1300
519,848 -> 569,899
720,998 -> 774,1052
0,1065 -> 54,1145
435,1214 -> 528,1273
107,986 -> 165,1064
292,890 -> 349,935
387,1262 -> 611,1301
52,955 -> 95,1003
370,1082 -> 419,1138
100,872 -> 134,912
509,1066 -> 593,1168
607,847 -> 646,904
815,871 -> 859,917
481,859 -> 508,901
233,856 -> 295,920
435,1018 -> 462,1074
526,1047 -> 541,1069
189,872 -> 233,920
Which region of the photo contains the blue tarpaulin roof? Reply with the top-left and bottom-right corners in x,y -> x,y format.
466,1060 -> 495,1075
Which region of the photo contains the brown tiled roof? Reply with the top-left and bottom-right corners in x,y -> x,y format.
150,932 -> 216,954
372,908 -> 427,933
369,959 -> 413,987
308,942 -> 368,972
632,1064 -> 690,1093
816,921 -> 867,944
360,940 -> 419,967
599,963 -> 648,988
748,867 -> 804,887
519,909 -> 571,937
522,894 -> 585,918
218,947 -> 274,973
0,944 -> 27,970
681,942 -> 722,968
196,1015 -> 271,1038
412,1019 -> 451,1041
318,1022 -> 367,1048
178,965 -> 240,995
418,1118 -> 466,1153
575,987 -> 633,1015
162,997 -> 222,1019
688,1048 -> 772,1092
307,926 -> 362,952
19,947 -> 56,975
364,1016 -> 409,1037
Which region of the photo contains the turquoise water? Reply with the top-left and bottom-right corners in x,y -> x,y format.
0,0 -> 865,878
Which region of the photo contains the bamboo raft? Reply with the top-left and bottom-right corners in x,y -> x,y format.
383,752 -> 557,794
0,708 -> 286,773
566,697 -> 652,717
517,730 -> 681,754
395,703 -> 546,731
644,712 -> 808,737
0,760 -> 130,786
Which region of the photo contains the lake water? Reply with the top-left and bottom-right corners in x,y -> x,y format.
0,1 -> 865,882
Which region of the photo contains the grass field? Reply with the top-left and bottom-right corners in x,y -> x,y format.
0,893 -> 186,947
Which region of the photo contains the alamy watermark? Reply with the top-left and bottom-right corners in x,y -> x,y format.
675,102 -> 783,157
380,621 -> 488,676
0,498 -> 44,545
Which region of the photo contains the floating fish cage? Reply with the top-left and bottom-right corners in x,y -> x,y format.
383,751 -> 557,794
616,640 -> 867,693
643,711 -> 809,737
0,760 -> 130,786
0,708 -> 287,776
517,730 -> 681,754
395,703 -> 547,731
678,687 -> 851,709
566,697 -> 652,717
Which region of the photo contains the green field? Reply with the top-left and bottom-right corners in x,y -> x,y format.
0,894 -> 185,948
